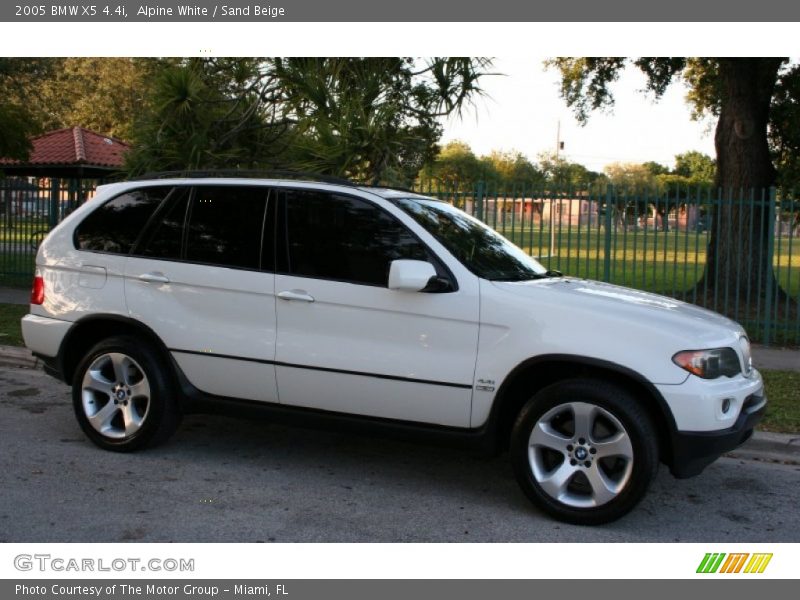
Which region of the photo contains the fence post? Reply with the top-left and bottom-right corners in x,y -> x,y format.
475,181 -> 484,221
763,187 -> 777,347
603,186 -> 613,282
49,177 -> 60,229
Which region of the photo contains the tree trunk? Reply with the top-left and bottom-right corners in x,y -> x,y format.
702,59 -> 784,304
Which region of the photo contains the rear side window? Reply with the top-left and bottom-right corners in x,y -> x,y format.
75,187 -> 171,254
283,190 -> 429,286
137,186 -> 271,271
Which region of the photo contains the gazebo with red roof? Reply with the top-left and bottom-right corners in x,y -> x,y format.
0,126 -> 129,178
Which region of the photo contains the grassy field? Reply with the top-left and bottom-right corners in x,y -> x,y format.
5,227 -> 796,292
0,252 -> 35,288
0,219 -> 50,244
759,370 -> 800,433
0,302 -> 27,346
2,221 -> 799,341
495,225 -> 800,345
496,225 -> 800,299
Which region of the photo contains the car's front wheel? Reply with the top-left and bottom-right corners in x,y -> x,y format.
510,379 -> 659,525
72,335 -> 181,451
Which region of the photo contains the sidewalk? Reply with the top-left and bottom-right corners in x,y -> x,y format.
0,286 -> 28,305
0,344 -> 40,369
752,344 -> 800,371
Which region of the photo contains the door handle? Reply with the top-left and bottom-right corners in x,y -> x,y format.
277,290 -> 315,303
138,272 -> 170,284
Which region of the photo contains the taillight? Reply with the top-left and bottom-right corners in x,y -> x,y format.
31,275 -> 45,305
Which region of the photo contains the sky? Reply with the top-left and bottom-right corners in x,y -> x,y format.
440,57 -> 717,174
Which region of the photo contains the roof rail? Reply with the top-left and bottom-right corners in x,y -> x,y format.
363,183 -> 418,194
127,169 -> 357,186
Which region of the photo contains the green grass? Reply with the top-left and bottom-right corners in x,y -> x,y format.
0,220 -> 50,244
495,225 -> 800,299
2,219 -> 799,343
3,221 -> 799,295
0,302 -> 27,347
0,253 -> 35,288
494,225 -> 800,345
760,370 -> 800,433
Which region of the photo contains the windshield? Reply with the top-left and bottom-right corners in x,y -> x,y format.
393,197 -> 548,281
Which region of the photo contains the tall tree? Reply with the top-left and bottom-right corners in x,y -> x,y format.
125,59 -> 293,174
642,161 -> 670,177
126,58 -> 491,181
2,58 -> 163,142
272,58 -> 491,184
420,140 -> 484,191
548,57 -> 789,300
0,103 -> 35,161
538,151 -> 603,188
0,59 -> 54,160
673,150 -> 716,183
480,149 -> 545,187
604,162 -> 660,194
769,64 -> 800,190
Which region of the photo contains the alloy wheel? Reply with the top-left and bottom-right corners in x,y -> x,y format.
527,401 -> 634,508
80,352 -> 151,439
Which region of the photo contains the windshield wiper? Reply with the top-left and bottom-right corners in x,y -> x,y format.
491,270 -> 564,282
490,273 -> 548,282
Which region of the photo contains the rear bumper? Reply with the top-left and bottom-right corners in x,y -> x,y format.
22,313 -> 70,383
21,313 -> 71,359
669,392 -> 767,478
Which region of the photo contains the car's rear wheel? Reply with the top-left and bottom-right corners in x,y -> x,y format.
72,335 -> 181,451
510,378 -> 658,525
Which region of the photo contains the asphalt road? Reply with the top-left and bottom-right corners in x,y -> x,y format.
1,365 -> 798,543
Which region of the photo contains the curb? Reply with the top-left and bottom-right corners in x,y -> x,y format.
728,431 -> 800,465
0,344 -> 38,369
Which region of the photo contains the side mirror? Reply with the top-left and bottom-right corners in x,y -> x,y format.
388,260 -> 438,292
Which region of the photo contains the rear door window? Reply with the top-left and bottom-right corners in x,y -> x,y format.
136,187 -> 191,261
135,185 -> 272,271
185,186 -> 270,270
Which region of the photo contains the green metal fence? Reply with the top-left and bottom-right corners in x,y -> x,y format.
1,177 -> 798,346
417,182 -> 800,347
0,176 -> 100,287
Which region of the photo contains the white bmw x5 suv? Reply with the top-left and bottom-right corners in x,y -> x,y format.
22,176 -> 766,524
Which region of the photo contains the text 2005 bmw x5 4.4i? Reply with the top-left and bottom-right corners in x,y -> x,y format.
22,176 -> 766,524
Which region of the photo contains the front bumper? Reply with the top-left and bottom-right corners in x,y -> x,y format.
669,391 -> 767,478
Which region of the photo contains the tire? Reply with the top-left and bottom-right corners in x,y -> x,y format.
72,335 -> 181,452
510,378 -> 659,525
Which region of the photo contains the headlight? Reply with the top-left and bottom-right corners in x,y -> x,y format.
672,348 -> 742,379
738,336 -> 753,376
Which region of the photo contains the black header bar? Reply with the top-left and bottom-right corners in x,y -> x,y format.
2,0 -> 800,22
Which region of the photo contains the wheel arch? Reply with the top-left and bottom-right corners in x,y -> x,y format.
57,314 -> 173,386
488,354 -> 677,463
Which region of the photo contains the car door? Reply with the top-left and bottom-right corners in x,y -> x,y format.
273,188 -> 480,427
124,184 -> 279,403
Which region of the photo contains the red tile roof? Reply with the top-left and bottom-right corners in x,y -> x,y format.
0,126 -> 129,168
